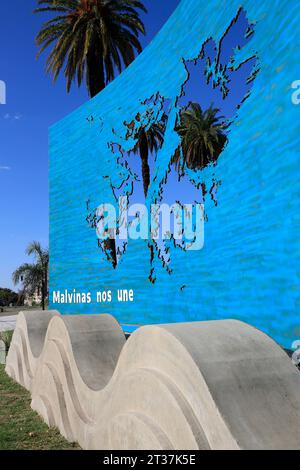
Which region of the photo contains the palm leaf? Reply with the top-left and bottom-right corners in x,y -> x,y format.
34,0 -> 146,96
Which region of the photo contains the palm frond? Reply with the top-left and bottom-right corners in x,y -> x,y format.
173,102 -> 228,172
34,0 -> 146,96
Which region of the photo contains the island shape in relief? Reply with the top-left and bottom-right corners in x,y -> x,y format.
87,7 -> 259,283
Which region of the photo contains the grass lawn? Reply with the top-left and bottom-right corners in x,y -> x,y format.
0,364 -> 80,450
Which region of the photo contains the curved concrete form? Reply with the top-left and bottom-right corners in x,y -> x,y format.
5,310 -> 60,390
6,312 -> 300,449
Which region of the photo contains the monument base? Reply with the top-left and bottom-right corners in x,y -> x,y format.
5,311 -> 300,450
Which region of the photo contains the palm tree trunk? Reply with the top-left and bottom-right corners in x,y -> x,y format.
41,281 -> 45,311
139,130 -> 150,197
104,233 -> 117,269
87,48 -> 117,269
87,47 -> 105,97
45,267 -> 48,308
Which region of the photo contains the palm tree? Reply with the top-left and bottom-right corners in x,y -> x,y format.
132,117 -> 167,197
34,0 -> 146,97
34,0 -> 146,268
173,103 -> 228,172
12,242 -> 49,311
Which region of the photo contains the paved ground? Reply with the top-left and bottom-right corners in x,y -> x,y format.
0,306 -> 43,319
0,307 -> 26,318
0,310 -> 18,318
0,315 -> 17,332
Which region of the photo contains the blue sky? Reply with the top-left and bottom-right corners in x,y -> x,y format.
0,0 -> 181,290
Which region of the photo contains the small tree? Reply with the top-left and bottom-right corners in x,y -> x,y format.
0,288 -> 18,307
12,242 -> 49,310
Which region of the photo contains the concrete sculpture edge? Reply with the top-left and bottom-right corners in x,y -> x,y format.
5,311 -> 300,450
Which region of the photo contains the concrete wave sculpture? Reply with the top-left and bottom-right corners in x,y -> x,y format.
6,311 -> 300,450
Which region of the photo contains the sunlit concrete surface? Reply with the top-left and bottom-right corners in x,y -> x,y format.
6,310 -> 300,450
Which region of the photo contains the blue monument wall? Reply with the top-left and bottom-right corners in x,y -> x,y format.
49,0 -> 300,349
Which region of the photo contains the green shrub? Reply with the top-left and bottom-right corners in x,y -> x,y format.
0,330 -> 14,355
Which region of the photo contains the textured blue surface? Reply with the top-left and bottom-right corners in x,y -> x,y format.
50,0 -> 300,348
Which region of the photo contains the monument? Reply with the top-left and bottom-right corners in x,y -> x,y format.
6,0 -> 300,450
